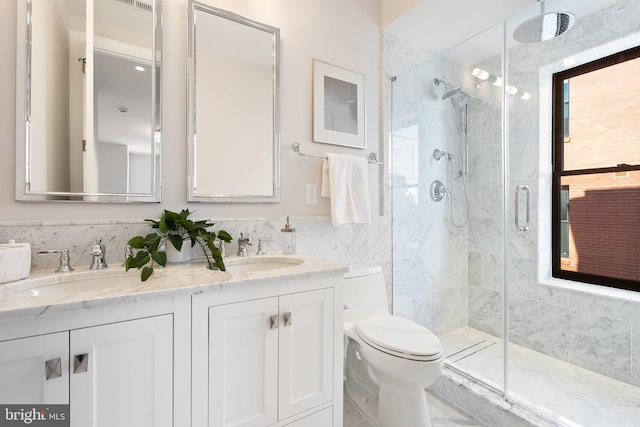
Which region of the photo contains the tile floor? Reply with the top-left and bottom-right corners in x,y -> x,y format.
343,388 -> 487,427
440,327 -> 640,427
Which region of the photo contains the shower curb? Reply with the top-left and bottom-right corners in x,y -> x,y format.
430,367 -> 565,427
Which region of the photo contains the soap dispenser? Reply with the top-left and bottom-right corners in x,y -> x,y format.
281,216 -> 296,254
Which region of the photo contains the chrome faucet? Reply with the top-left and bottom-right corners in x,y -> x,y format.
38,249 -> 74,273
256,237 -> 275,255
236,233 -> 254,257
89,238 -> 108,270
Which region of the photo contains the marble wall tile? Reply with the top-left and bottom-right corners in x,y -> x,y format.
0,215 -> 392,292
468,286 -> 503,337
507,257 -> 567,306
0,222 -> 136,271
513,298 -> 632,373
606,1 -> 640,36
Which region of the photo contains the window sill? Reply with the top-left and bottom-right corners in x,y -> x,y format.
540,276 -> 640,302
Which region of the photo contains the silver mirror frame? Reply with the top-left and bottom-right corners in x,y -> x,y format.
187,1 -> 280,203
15,0 -> 163,203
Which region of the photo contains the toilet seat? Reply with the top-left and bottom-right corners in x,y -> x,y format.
355,315 -> 443,362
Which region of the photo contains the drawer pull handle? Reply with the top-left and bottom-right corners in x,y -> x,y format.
45,358 -> 62,380
283,312 -> 292,327
73,353 -> 89,374
269,314 -> 279,330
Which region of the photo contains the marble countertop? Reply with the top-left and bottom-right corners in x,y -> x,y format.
0,254 -> 347,322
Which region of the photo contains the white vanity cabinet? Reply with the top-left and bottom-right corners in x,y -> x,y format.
192,274 -> 343,427
0,308 -> 175,427
0,332 -> 69,404
0,256 -> 345,427
69,315 -> 173,427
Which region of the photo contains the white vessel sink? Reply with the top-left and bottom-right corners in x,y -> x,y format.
223,256 -> 304,273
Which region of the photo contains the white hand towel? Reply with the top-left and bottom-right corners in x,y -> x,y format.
321,153 -> 371,225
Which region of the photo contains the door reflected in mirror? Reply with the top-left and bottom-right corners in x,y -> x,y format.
188,2 -> 280,202
16,0 -> 161,202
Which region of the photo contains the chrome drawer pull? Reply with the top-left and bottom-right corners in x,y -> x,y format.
45,358 -> 62,380
269,314 -> 279,330
73,353 -> 89,374
283,312 -> 292,327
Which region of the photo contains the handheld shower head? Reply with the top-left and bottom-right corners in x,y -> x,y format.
433,148 -> 454,162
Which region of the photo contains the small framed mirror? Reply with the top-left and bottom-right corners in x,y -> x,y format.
15,0 -> 162,202
187,2 -> 280,203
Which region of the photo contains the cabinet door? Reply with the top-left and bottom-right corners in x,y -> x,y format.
278,289 -> 334,419
209,298 -> 279,427
0,332 -> 69,404
69,315 -> 173,427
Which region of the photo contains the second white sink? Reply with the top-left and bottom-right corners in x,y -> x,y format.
223,256 -> 304,273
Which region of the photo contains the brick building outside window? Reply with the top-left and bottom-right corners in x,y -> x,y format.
552,46 -> 640,291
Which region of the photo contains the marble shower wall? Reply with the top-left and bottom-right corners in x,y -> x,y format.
387,0 -> 640,387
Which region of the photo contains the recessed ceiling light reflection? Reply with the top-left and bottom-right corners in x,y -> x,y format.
135,65 -> 145,72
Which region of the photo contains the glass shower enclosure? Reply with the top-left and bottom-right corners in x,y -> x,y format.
390,1 -> 640,425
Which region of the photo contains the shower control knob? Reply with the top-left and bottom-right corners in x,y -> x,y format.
430,180 -> 447,202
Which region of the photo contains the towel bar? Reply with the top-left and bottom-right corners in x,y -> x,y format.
292,142 -> 383,165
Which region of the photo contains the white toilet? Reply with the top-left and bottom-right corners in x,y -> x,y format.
343,265 -> 443,427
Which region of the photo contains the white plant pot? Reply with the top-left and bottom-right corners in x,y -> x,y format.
166,241 -> 191,263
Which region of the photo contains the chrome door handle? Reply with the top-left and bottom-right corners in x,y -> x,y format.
73,353 -> 89,374
283,312 -> 292,327
269,314 -> 279,330
515,185 -> 531,232
45,358 -> 62,380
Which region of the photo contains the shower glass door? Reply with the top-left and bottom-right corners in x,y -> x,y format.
390,22 -> 507,394
391,0 -> 640,425
504,1 -> 640,425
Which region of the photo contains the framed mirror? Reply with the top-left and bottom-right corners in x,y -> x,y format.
15,0 -> 162,202
187,2 -> 280,203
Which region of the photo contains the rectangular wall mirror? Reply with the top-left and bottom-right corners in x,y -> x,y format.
187,2 -> 280,203
15,0 -> 162,202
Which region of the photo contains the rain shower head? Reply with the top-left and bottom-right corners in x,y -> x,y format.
434,78 -> 461,100
513,1 -> 575,44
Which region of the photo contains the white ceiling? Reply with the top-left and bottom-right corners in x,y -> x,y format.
383,0 -> 622,61
384,0 -> 537,55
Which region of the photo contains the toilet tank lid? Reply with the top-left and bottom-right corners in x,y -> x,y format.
344,264 -> 383,279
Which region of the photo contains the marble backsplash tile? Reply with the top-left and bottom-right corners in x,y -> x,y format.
0,216 -> 392,290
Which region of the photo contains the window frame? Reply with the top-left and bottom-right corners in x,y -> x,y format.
551,45 -> 640,292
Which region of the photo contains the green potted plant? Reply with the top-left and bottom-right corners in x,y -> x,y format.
125,209 -> 233,281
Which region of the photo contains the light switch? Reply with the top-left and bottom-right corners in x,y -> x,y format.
306,184 -> 317,205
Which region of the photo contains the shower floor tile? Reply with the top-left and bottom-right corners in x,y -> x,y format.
440,327 -> 640,427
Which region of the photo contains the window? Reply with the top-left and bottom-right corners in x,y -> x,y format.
552,46 -> 640,292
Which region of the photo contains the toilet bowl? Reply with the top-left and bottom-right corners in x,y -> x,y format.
344,265 -> 443,427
